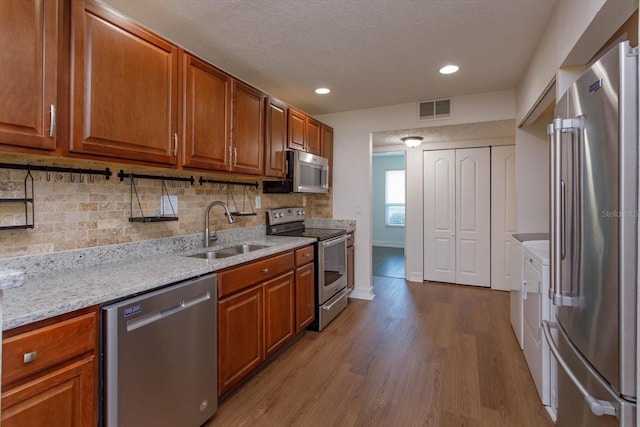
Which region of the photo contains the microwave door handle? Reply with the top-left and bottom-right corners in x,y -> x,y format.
542,321 -> 617,417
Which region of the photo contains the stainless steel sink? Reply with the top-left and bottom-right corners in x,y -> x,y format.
188,244 -> 270,260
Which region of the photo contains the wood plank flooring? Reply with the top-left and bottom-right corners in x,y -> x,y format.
205,277 -> 553,427
372,246 -> 405,278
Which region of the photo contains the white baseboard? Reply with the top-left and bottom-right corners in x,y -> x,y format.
348,287 -> 375,300
406,272 -> 424,283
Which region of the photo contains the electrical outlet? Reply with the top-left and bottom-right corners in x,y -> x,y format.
302,196 -> 307,206
255,196 -> 261,209
161,195 -> 178,215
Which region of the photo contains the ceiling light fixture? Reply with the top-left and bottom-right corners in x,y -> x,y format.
315,87 -> 330,94
439,65 -> 459,75
401,136 -> 423,148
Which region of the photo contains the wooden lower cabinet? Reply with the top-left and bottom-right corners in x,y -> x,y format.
217,251 -> 309,396
264,273 -> 294,358
295,262 -> 315,332
218,284 -> 264,396
2,356 -> 95,426
1,307 -> 98,426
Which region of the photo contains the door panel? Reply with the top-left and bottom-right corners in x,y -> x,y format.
424,150 -> 456,282
491,146 -> 517,290
455,148 -> 490,287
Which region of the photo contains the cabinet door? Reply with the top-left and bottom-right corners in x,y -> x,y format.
231,80 -> 265,175
305,117 -> 322,155
347,244 -> 355,290
70,0 -> 179,165
0,0 -> 60,152
264,98 -> 287,178
423,150 -> 456,283
2,356 -> 96,427
287,108 -> 306,151
182,54 -> 231,171
218,285 -> 263,396
264,273 -> 294,357
321,124 -> 334,186
295,263 -> 315,332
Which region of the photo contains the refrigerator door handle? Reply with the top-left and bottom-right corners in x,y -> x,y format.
542,320 -> 617,417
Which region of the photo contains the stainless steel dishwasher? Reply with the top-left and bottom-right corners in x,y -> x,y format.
102,273 -> 217,427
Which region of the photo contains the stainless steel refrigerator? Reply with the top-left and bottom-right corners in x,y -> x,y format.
543,41 -> 638,427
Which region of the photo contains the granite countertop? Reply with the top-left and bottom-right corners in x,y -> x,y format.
512,232 -> 550,242
0,269 -> 24,291
3,235 -> 315,331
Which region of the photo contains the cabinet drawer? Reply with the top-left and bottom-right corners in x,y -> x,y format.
218,252 -> 294,298
3,311 -> 97,386
294,246 -> 314,266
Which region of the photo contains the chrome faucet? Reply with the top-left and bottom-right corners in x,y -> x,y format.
204,201 -> 234,247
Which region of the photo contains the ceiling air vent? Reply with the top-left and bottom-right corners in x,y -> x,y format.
418,99 -> 451,121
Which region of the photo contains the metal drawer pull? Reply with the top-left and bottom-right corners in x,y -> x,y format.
23,351 -> 37,364
542,320 -> 616,417
261,268 -> 269,273
304,253 -> 310,257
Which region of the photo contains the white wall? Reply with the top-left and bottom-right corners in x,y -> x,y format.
516,109 -> 551,233
372,154 -> 405,248
316,90 -> 515,296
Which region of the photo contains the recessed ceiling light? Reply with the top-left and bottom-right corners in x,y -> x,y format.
439,65 -> 459,75
315,88 -> 330,95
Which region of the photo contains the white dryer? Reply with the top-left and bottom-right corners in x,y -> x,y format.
521,240 -> 557,421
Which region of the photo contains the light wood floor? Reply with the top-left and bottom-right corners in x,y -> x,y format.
372,246 -> 405,278
205,277 -> 553,427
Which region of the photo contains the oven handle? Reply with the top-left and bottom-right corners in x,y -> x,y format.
320,234 -> 348,248
321,288 -> 350,311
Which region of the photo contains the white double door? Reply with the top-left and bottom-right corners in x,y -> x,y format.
423,147 -> 491,287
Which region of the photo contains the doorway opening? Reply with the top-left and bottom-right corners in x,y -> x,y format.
372,151 -> 405,278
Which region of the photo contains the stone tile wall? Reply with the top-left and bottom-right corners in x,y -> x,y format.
0,153 -> 332,258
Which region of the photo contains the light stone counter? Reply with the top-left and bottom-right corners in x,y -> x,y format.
1,234 -> 314,331
305,218 -> 356,233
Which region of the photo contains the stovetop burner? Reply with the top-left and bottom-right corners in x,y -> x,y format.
266,207 -> 346,241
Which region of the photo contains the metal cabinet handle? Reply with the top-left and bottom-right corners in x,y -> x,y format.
23,351 -> 37,363
233,147 -> 237,166
49,105 -> 56,137
173,133 -> 178,157
304,253 -> 310,257
542,320 -> 616,417
261,268 -> 269,273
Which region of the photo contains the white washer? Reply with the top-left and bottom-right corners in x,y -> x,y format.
521,240 -> 557,421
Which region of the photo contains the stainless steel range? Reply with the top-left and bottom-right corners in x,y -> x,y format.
266,207 -> 348,331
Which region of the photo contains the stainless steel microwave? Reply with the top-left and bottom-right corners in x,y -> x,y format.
263,151 -> 329,194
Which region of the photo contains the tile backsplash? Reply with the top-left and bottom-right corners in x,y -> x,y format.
0,154 -> 332,258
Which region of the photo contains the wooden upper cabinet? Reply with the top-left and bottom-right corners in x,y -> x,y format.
182,54 -> 231,171
264,98 -> 287,178
69,0 -> 179,165
287,108 -> 306,151
305,117 -> 322,156
231,80 -> 265,175
0,0 -> 61,152
321,124 -> 334,186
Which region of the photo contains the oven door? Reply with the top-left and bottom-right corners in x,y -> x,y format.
293,150 -> 329,194
318,234 -> 348,304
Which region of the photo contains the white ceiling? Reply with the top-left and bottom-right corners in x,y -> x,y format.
101,0 -> 557,116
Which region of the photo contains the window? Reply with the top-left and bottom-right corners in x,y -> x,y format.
385,170 -> 405,226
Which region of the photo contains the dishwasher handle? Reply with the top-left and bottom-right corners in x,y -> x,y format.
127,292 -> 211,332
